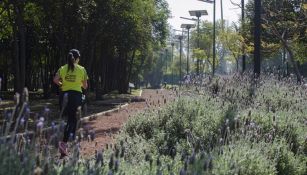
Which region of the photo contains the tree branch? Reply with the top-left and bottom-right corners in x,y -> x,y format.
230,0 -> 241,8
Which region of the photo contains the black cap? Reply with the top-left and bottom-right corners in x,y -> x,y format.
69,49 -> 81,59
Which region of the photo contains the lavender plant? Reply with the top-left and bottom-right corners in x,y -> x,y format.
113,73 -> 307,174
1,73 -> 307,174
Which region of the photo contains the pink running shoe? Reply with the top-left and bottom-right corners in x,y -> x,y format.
59,141 -> 68,156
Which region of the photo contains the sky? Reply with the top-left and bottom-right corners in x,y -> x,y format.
166,0 -> 248,31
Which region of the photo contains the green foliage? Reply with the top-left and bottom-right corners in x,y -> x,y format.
192,48 -> 206,62
0,146 -> 36,175
273,140 -> 307,175
293,42 -> 307,64
0,4 -> 12,40
190,21 -> 215,73
123,95 -> 231,155
212,142 -> 277,175
219,25 -> 244,66
114,74 -> 307,174
0,0 -> 170,93
245,0 -> 307,67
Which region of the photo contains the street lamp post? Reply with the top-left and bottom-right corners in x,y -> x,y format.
220,0 -> 223,30
189,10 -> 208,75
198,0 -> 215,76
174,29 -> 186,37
165,48 -> 168,73
180,17 -> 198,22
171,42 -> 174,85
175,35 -> 183,86
160,52 -> 164,83
181,24 -> 196,75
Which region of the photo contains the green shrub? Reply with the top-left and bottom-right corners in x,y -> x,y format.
211,142 -> 277,175
122,95 -> 231,156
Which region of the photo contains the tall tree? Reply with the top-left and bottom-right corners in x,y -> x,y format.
245,0 -> 306,81
0,0 -> 170,96
241,0 -> 246,72
254,0 -> 261,76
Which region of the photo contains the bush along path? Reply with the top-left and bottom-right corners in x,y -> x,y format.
79,89 -> 176,158
98,74 -> 307,175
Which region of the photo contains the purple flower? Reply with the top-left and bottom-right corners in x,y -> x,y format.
44,107 -> 50,113
37,121 -> 44,129
20,117 -> 25,125
51,122 -> 56,131
25,107 -> 31,114
114,159 -> 120,172
179,168 -> 186,175
39,117 -> 45,122
69,133 -> 74,141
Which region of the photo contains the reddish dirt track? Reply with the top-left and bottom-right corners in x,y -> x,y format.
79,89 -> 175,158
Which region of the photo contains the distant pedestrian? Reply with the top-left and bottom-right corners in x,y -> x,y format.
53,49 -> 88,157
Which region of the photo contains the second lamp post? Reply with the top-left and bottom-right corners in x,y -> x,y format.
181,24 -> 196,75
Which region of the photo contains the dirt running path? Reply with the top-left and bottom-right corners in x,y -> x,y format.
79,89 -> 176,158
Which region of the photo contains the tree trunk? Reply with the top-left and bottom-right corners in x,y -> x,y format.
86,45 -> 95,74
241,0 -> 246,72
117,52 -> 129,93
16,4 -> 26,93
6,1 -> 21,93
127,50 -> 136,86
254,0 -> 261,77
13,26 -> 21,93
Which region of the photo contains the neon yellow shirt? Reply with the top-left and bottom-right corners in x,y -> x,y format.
57,64 -> 88,92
